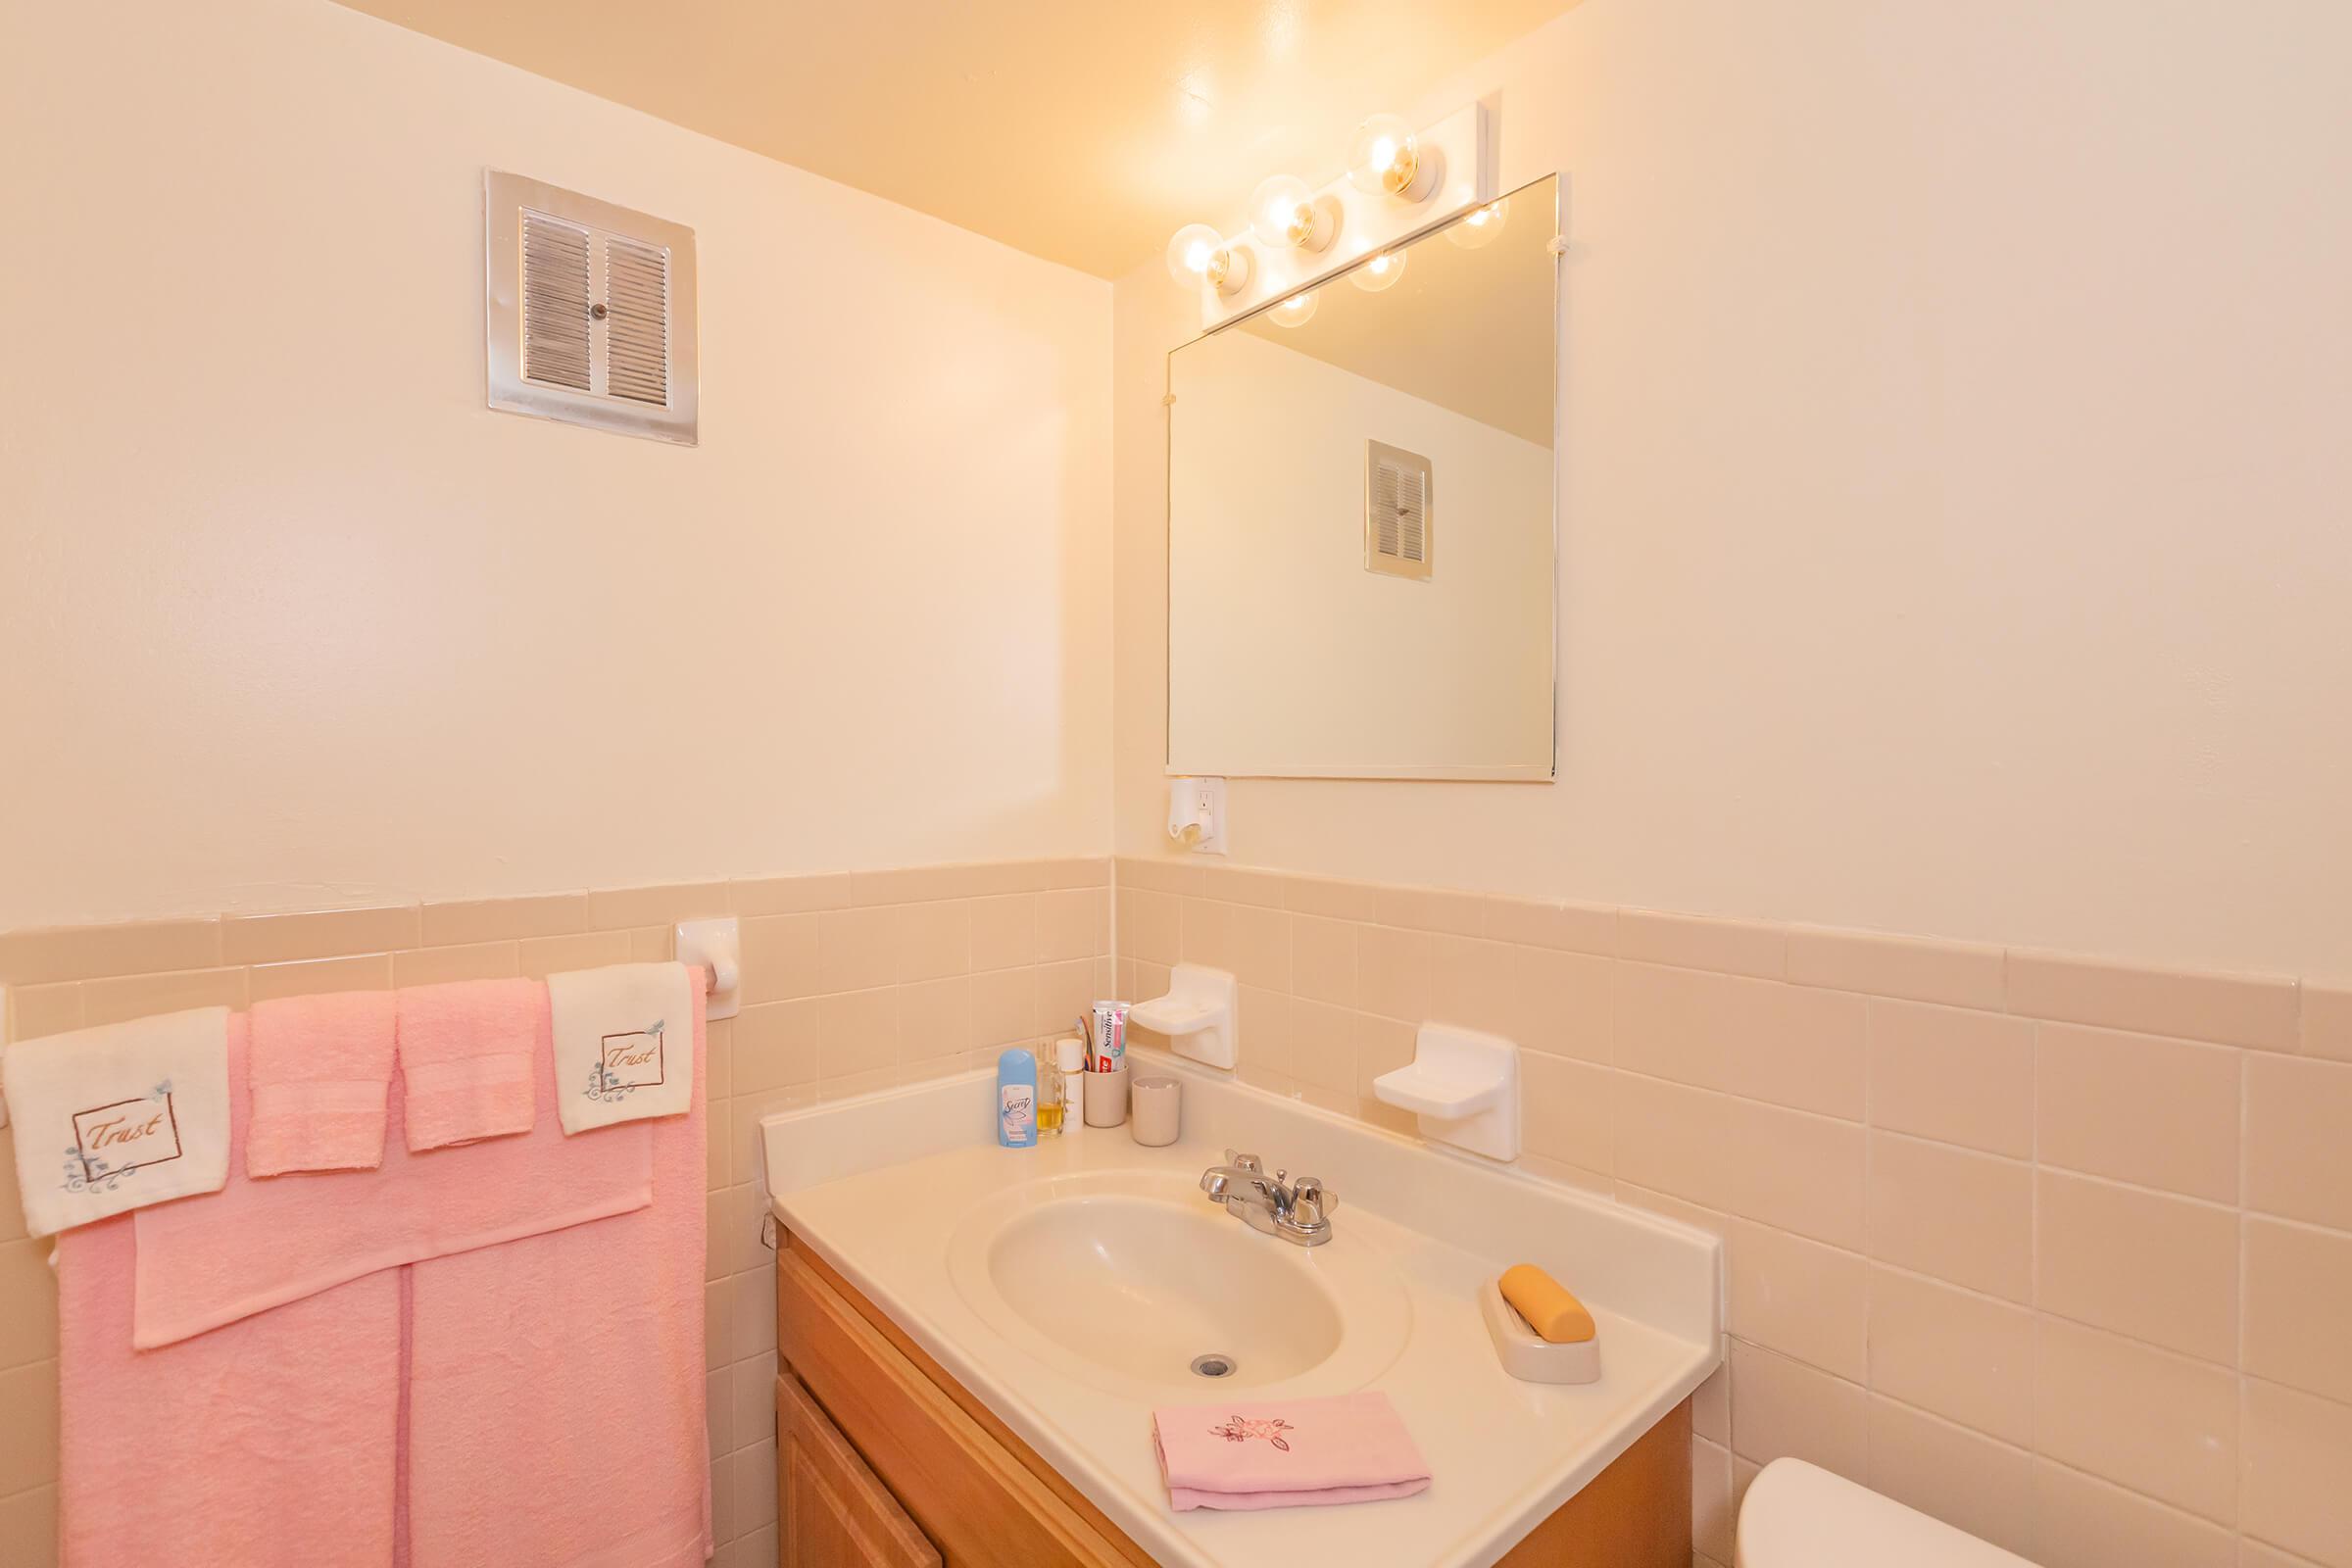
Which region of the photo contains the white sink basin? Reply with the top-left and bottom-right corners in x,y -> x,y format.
946,1169 -> 1412,1402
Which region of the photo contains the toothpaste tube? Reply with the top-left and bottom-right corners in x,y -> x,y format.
1088,1001 -> 1130,1073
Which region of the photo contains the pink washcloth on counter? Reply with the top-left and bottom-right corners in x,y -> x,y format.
1152,1392 -> 1431,1512
396,977 -> 541,1150
246,989 -> 396,1175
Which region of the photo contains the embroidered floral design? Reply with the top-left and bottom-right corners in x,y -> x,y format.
586,1020 -> 664,1102
1206,1415 -> 1294,1451
61,1144 -> 134,1195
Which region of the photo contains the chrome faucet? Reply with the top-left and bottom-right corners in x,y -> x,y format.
1199,1150 -> 1337,1248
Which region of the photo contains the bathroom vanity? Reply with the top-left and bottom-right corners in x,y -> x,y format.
762,1059 -> 1721,1568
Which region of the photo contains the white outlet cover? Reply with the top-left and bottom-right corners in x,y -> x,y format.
1193,777 -> 1228,855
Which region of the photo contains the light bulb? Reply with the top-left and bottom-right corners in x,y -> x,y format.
1347,113 -> 1434,199
1163,223 -> 1252,295
1350,249 -> 1408,293
1267,290 -> 1318,328
1250,173 -> 1335,251
1165,223 -> 1219,284
1446,197 -> 1510,250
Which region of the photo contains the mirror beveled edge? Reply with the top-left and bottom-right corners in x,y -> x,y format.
1161,171 -> 1563,782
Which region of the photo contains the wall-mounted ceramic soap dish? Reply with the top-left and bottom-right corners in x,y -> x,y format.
1479,1278 -> 1601,1385
1371,1023 -> 1519,1160
1127,963 -> 1238,1069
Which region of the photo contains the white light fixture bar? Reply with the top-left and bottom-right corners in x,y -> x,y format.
1195,101 -> 1495,331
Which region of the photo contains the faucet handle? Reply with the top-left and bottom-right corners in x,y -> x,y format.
1291,1176 -> 1336,1225
1224,1149 -> 1263,1174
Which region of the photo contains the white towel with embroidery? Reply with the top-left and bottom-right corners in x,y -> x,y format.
546,962 -> 697,1134
2,1005 -> 231,1237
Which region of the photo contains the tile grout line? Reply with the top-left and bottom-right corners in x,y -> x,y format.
2236,1044 -> 2253,1541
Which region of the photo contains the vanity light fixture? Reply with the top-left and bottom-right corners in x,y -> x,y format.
1350,250 -> 1407,292
1250,173 -> 1338,253
1164,222 -> 1253,295
1446,197 -> 1510,251
1346,112 -> 1442,202
1170,102 -> 1492,329
1266,290 -> 1318,327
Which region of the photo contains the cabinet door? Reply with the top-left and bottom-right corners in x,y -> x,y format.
776,1374 -> 940,1568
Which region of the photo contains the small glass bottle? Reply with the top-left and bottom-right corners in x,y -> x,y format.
1036,1047 -> 1066,1136
1054,1038 -> 1087,1141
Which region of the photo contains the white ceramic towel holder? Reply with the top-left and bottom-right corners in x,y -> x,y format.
1479,1277 -> 1601,1384
674,917 -> 741,1020
1372,1022 -> 1519,1160
1127,963 -> 1238,1069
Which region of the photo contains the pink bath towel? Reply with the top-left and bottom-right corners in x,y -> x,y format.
246,988 -> 396,1175
55,1019 -> 404,1568
1152,1392 -> 1432,1511
62,983 -> 706,1568
406,989 -> 711,1567
133,988 -> 652,1348
396,977 -> 539,1151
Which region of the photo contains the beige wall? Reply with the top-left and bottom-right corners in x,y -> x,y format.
0,0 -> 1111,933
0,858 -> 1113,1564
1114,0 -> 2352,977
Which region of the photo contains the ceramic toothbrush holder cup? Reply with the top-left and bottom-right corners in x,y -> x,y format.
1129,1075 -> 1180,1147
1082,1064 -> 1129,1128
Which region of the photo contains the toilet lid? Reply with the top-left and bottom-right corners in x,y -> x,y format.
1737,1458 -> 2039,1568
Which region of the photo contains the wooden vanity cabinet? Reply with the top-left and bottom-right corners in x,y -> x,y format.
773,1227 -> 1691,1568
774,1233 -> 1146,1568
775,1372 -> 940,1568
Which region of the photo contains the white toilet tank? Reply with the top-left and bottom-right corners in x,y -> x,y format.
1737,1458 -> 2040,1568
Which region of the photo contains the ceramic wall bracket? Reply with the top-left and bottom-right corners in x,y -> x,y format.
675,916 -> 741,1020
1127,962 -> 1238,1069
1372,1022 -> 1519,1160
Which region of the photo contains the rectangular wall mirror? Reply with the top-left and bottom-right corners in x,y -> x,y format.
1166,173 -> 1559,780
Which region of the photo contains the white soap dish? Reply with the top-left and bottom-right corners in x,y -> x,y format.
1372,1023 -> 1519,1160
1479,1277 -> 1601,1385
1127,963 -> 1238,1069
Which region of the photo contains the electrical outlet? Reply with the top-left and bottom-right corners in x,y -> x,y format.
1169,777 -> 1228,855
1193,777 -> 1229,855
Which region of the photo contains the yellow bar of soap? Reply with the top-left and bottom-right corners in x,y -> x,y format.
1498,1263 -> 1597,1345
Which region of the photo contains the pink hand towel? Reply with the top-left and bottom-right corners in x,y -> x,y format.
1152,1392 -> 1431,1512
133,986 -> 652,1348
55,1020 -> 403,1568
395,978 -> 539,1151
246,988 -> 396,1175
406,990 -> 711,1567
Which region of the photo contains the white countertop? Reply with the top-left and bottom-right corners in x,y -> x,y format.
763,1056 -> 1723,1568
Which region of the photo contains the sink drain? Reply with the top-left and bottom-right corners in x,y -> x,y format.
1188,1353 -> 1237,1379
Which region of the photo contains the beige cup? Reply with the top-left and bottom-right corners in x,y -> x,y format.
1129,1075 -> 1180,1147
1081,1064 -> 1129,1127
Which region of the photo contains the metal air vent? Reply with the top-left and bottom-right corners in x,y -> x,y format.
486,172 -> 697,444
